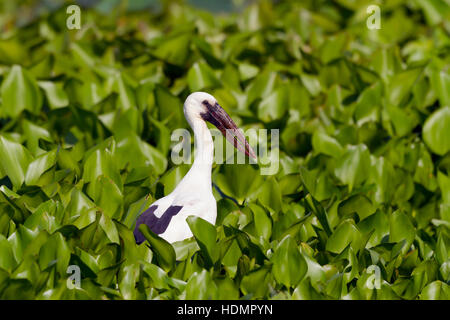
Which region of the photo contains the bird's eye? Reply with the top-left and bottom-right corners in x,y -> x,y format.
202,100 -> 214,109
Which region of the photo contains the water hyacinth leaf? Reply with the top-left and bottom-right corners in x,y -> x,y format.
112,73 -> 137,111
312,131 -> 344,158
326,219 -> 362,254
21,120 -> 53,156
245,71 -> 277,107
153,85 -> 184,130
298,173 -> 332,237
354,81 -> 382,125
93,176 -> 123,219
187,62 -> 221,91
437,171 -> 450,205
423,107 -> 450,155
25,149 -> 57,186
390,210 -> 415,248
338,194 -> 376,221
257,87 -> 288,122
1,65 -> 42,117
115,133 -> 167,175
335,144 -> 371,192
119,263 -> 140,300
215,164 -> 263,204
185,270 -> 218,299
300,73 -> 321,97
249,203 -> 272,241
138,224 -> 175,273
83,147 -> 122,194
0,135 -> 33,190
0,235 -> 16,272
428,65 -> 450,107
386,68 -> 422,106
141,263 -> 170,290
192,37 -> 223,69
99,213 -> 120,244
419,280 -> 450,300
186,216 -> 219,266
23,200 -> 60,233
415,0 -> 450,26
239,266 -> 271,299
38,81 -> 69,109
7,225 -> 38,263
271,235 -> 307,288
38,232 -> 70,275
152,33 -> 191,67
216,277 -> 240,300
257,177 -> 282,212
386,103 -> 419,137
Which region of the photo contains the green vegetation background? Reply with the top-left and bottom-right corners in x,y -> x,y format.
0,0 -> 449,299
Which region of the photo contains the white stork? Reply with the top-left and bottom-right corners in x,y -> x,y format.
134,92 -> 256,244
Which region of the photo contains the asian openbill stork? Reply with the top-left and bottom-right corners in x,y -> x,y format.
134,92 -> 256,244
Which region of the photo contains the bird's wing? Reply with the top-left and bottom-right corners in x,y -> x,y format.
133,193 -> 216,244
133,195 -> 184,244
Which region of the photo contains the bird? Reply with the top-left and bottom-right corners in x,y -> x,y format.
133,92 -> 257,244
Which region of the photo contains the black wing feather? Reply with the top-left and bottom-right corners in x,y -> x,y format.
133,205 -> 183,244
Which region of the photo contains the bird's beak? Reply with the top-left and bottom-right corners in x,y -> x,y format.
203,102 -> 257,159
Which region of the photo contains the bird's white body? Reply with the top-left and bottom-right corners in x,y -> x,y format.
151,109 -> 217,243
134,92 -> 255,244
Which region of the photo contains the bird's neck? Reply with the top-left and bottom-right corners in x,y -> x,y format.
190,118 -> 214,180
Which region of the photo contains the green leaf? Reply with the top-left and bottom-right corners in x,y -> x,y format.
245,71 -> 277,107
152,33 -> 191,66
119,263 -> 140,300
300,73 -> 321,97
326,219 -> 362,254
38,81 -> 69,109
415,0 -> 450,26
99,213 -> 120,244
0,135 -> 33,190
93,176 -> 123,219
257,86 -> 288,122
272,235 -> 307,288
428,64 -> 450,108
187,62 -> 221,91
386,68 -> 422,106
215,164 -> 263,204
0,234 -> 16,272
240,265 -> 271,299
186,216 -> 219,267
185,270 -> 218,299
138,224 -> 175,273
423,107 -> 450,155
354,82 -> 382,125
420,281 -> 449,300
257,177 -> 282,212
312,131 -> 344,158
24,149 -> 57,186
438,171 -> 450,205
115,133 -> 167,175
38,232 -> 71,275
83,146 -> 123,197
335,144 -> 371,192
249,203 -> 272,241
389,210 -> 415,249
0,65 -> 42,117
8,225 -> 38,262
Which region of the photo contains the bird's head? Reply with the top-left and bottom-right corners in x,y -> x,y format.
184,92 -> 256,159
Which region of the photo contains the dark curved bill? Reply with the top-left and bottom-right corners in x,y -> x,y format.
201,101 -> 257,159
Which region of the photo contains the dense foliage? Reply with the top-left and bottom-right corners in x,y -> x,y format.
0,0 -> 449,300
